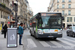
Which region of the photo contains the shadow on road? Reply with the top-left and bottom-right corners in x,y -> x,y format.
34,38 -> 59,41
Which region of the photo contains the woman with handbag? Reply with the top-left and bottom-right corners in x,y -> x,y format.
3,24 -> 8,38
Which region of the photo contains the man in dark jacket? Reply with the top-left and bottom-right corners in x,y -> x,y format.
18,23 -> 23,45
3,24 -> 8,38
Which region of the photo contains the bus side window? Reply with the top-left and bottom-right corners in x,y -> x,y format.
62,16 -> 64,20
32,23 -> 36,27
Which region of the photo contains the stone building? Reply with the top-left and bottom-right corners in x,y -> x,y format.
27,3 -> 33,26
48,0 -> 75,28
9,0 -> 28,28
0,0 -> 11,30
18,0 -> 28,28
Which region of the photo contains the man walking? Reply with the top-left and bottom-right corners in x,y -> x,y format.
18,23 -> 23,45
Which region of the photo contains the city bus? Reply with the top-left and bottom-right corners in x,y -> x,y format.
29,12 -> 64,39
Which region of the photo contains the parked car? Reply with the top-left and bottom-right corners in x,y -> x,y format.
66,26 -> 75,37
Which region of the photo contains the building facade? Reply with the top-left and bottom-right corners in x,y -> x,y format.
9,0 -> 28,28
0,0 -> 32,29
18,0 -> 28,28
0,0 -> 11,30
48,0 -> 75,28
27,3 -> 33,26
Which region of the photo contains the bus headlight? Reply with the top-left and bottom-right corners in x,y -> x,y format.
37,29 -> 43,34
58,31 -> 62,34
58,32 -> 62,34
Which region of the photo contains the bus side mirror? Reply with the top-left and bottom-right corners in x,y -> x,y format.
62,16 -> 64,20
36,16 -> 41,20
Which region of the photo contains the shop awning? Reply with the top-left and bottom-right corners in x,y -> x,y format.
0,18 -> 6,22
10,21 -> 15,23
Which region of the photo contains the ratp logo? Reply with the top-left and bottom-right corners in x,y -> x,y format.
10,34 -> 15,40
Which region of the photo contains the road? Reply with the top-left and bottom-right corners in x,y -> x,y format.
23,29 -> 75,50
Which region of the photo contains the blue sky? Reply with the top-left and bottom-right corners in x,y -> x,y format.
28,0 -> 50,15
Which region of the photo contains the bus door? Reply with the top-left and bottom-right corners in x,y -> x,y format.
32,22 -> 36,35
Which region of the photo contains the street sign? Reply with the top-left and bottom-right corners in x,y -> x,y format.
7,28 -> 17,48
8,16 -> 10,20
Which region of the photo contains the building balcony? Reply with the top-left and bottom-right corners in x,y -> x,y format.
62,1 -> 65,3
68,1 -> 71,3
57,2 -> 59,3
0,3 -> 12,14
24,16 -> 27,20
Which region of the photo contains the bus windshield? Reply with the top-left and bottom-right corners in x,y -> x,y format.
72,26 -> 75,30
38,16 -> 61,29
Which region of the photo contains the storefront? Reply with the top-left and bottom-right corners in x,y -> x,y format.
0,18 -> 6,31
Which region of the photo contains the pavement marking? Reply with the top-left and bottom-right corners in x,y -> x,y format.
50,41 -> 63,48
63,46 -> 74,49
27,39 -> 37,47
50,41 -> 63,46
69,38 -> 75,40
50,41 -> 74,49
39,41 -> 50,47
63,38 -> 75,43
58,38 -> 75,46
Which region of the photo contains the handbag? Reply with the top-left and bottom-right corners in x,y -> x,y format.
1,29 -> 4,34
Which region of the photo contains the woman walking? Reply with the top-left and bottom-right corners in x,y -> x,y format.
3,24 -> 8,38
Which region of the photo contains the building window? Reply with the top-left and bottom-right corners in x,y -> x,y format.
69,0 -> 71,2
68,4 -> 71,8
57,0 -> 59,3
74,17 -> 75,22
70,17 -> 72,22
62,4 -> 65,8
57,10 -> 59,12
57,4 -> 59,8
67,17 -> 69,22
62,0 -> 65,2
67,17 -> 72,22
62,10 -> 64,15
68,10 -> 71,15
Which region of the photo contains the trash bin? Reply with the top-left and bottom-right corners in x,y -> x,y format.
7,28 -> 17,48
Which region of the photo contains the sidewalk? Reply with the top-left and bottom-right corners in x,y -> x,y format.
0,32 -> 23,50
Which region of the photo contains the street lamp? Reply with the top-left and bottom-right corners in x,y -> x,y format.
13,0 -> 18,27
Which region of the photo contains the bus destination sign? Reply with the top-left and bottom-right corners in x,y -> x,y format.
41,13 -> 58,16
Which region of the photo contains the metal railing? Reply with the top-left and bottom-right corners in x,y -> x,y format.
0,3 -> 12,12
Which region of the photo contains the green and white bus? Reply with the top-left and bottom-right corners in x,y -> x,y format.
29,12 -> 64,39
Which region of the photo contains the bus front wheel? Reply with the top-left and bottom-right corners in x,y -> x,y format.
53,37 -> 57,40
30,30 -> 33,36
34,32 -> 38,39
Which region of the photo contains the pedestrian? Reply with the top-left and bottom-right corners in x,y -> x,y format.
18,23 -> 24,45
3,24 -> 8,38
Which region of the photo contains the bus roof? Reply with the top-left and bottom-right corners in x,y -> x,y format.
29,13 -> 38,21
29,12 -> 62,21
38,12 -> 61,14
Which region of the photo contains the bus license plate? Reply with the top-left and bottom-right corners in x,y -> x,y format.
48,36 -> 54,37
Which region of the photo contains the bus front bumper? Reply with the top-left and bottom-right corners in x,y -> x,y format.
36,33 -> 62,38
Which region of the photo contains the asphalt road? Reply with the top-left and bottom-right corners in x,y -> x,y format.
23,29 -> 75,50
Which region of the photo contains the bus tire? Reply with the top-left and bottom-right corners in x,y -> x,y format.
31,33 -> 33,36
34,32 -> 38,39
53,37 -> 57,40
30,30 -> 33,36
35,36 -> 38,39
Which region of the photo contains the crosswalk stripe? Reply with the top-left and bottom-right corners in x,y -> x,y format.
58,39 -> 75,46
63,38 -> 75,43
50,41 -> 63,46
27,39 -> 37,47
69,38 -> 75,40
39,41 -> 50,47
